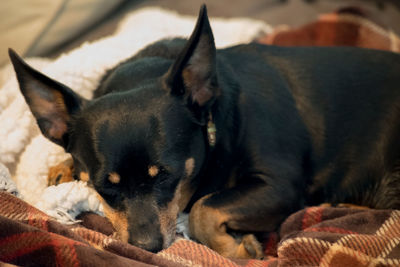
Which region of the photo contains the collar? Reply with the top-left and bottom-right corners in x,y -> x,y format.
207,112 -> 216,147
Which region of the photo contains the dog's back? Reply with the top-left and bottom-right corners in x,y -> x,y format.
97,41 -> 400,210
218,44 -> 400,208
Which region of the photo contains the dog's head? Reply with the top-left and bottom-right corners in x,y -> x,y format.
9,5 -> 219,252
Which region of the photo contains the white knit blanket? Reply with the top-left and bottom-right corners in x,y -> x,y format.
0,7 -> 271,223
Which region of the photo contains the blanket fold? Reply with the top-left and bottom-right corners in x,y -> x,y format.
2,192 -> 400,266
0,192 -> 178,267
0,192 -> 264,266
277,207 -> 400,266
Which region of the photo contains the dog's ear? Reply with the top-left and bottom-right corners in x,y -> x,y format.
165,5 -> 219,121
8,49 -> 86,148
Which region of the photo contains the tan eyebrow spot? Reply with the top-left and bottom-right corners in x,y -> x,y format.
96,193 -> 129,243
148,166 -> 159,177
185,158 -> 195,177
108,172 -> 121,184
159,178 -> 194,248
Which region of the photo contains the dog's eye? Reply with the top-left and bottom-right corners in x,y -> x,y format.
100,189 -> 123,208
95,178 -> 123,207
155,168 -> 178,190
155,166 -> 170,178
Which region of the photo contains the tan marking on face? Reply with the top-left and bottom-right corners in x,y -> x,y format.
159,197 -> 179,248
177,178 -> 195,212
96,193 -> 129,243
80,172 -> 89,182
185,158 -> 195,177
148,166 -> 159,177
108,172 -> 120,184
158,179 -> 195,248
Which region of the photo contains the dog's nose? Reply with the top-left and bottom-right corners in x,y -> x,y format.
129,235 -> 164,253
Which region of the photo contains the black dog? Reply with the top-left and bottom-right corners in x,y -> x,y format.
9,5 -> 400,259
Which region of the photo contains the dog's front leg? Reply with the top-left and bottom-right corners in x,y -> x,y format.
47,158 -> 75,186
48,158 -> 89,186
189,182 -> 297,259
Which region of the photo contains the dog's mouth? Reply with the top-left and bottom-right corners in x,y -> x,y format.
96,193 -> 179,252
94,175 -> 195,252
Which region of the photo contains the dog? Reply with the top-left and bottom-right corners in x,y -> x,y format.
8,5 -> 400,259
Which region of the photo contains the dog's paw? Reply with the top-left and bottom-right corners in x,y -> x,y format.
0,163 -> 19,197
238,234 -> 263,259
48,158 -> 75,186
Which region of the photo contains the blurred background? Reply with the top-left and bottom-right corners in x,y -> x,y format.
1,0 -> 400,67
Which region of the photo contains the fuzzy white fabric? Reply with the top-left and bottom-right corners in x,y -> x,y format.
0,162 -> 19,197
0,7 -> 271,223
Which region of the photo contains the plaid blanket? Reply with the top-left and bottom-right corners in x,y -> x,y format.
0,191 -> 259,267
1,192 -> 400,266
2,7 -> 400,267
257,7 -> 400,52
